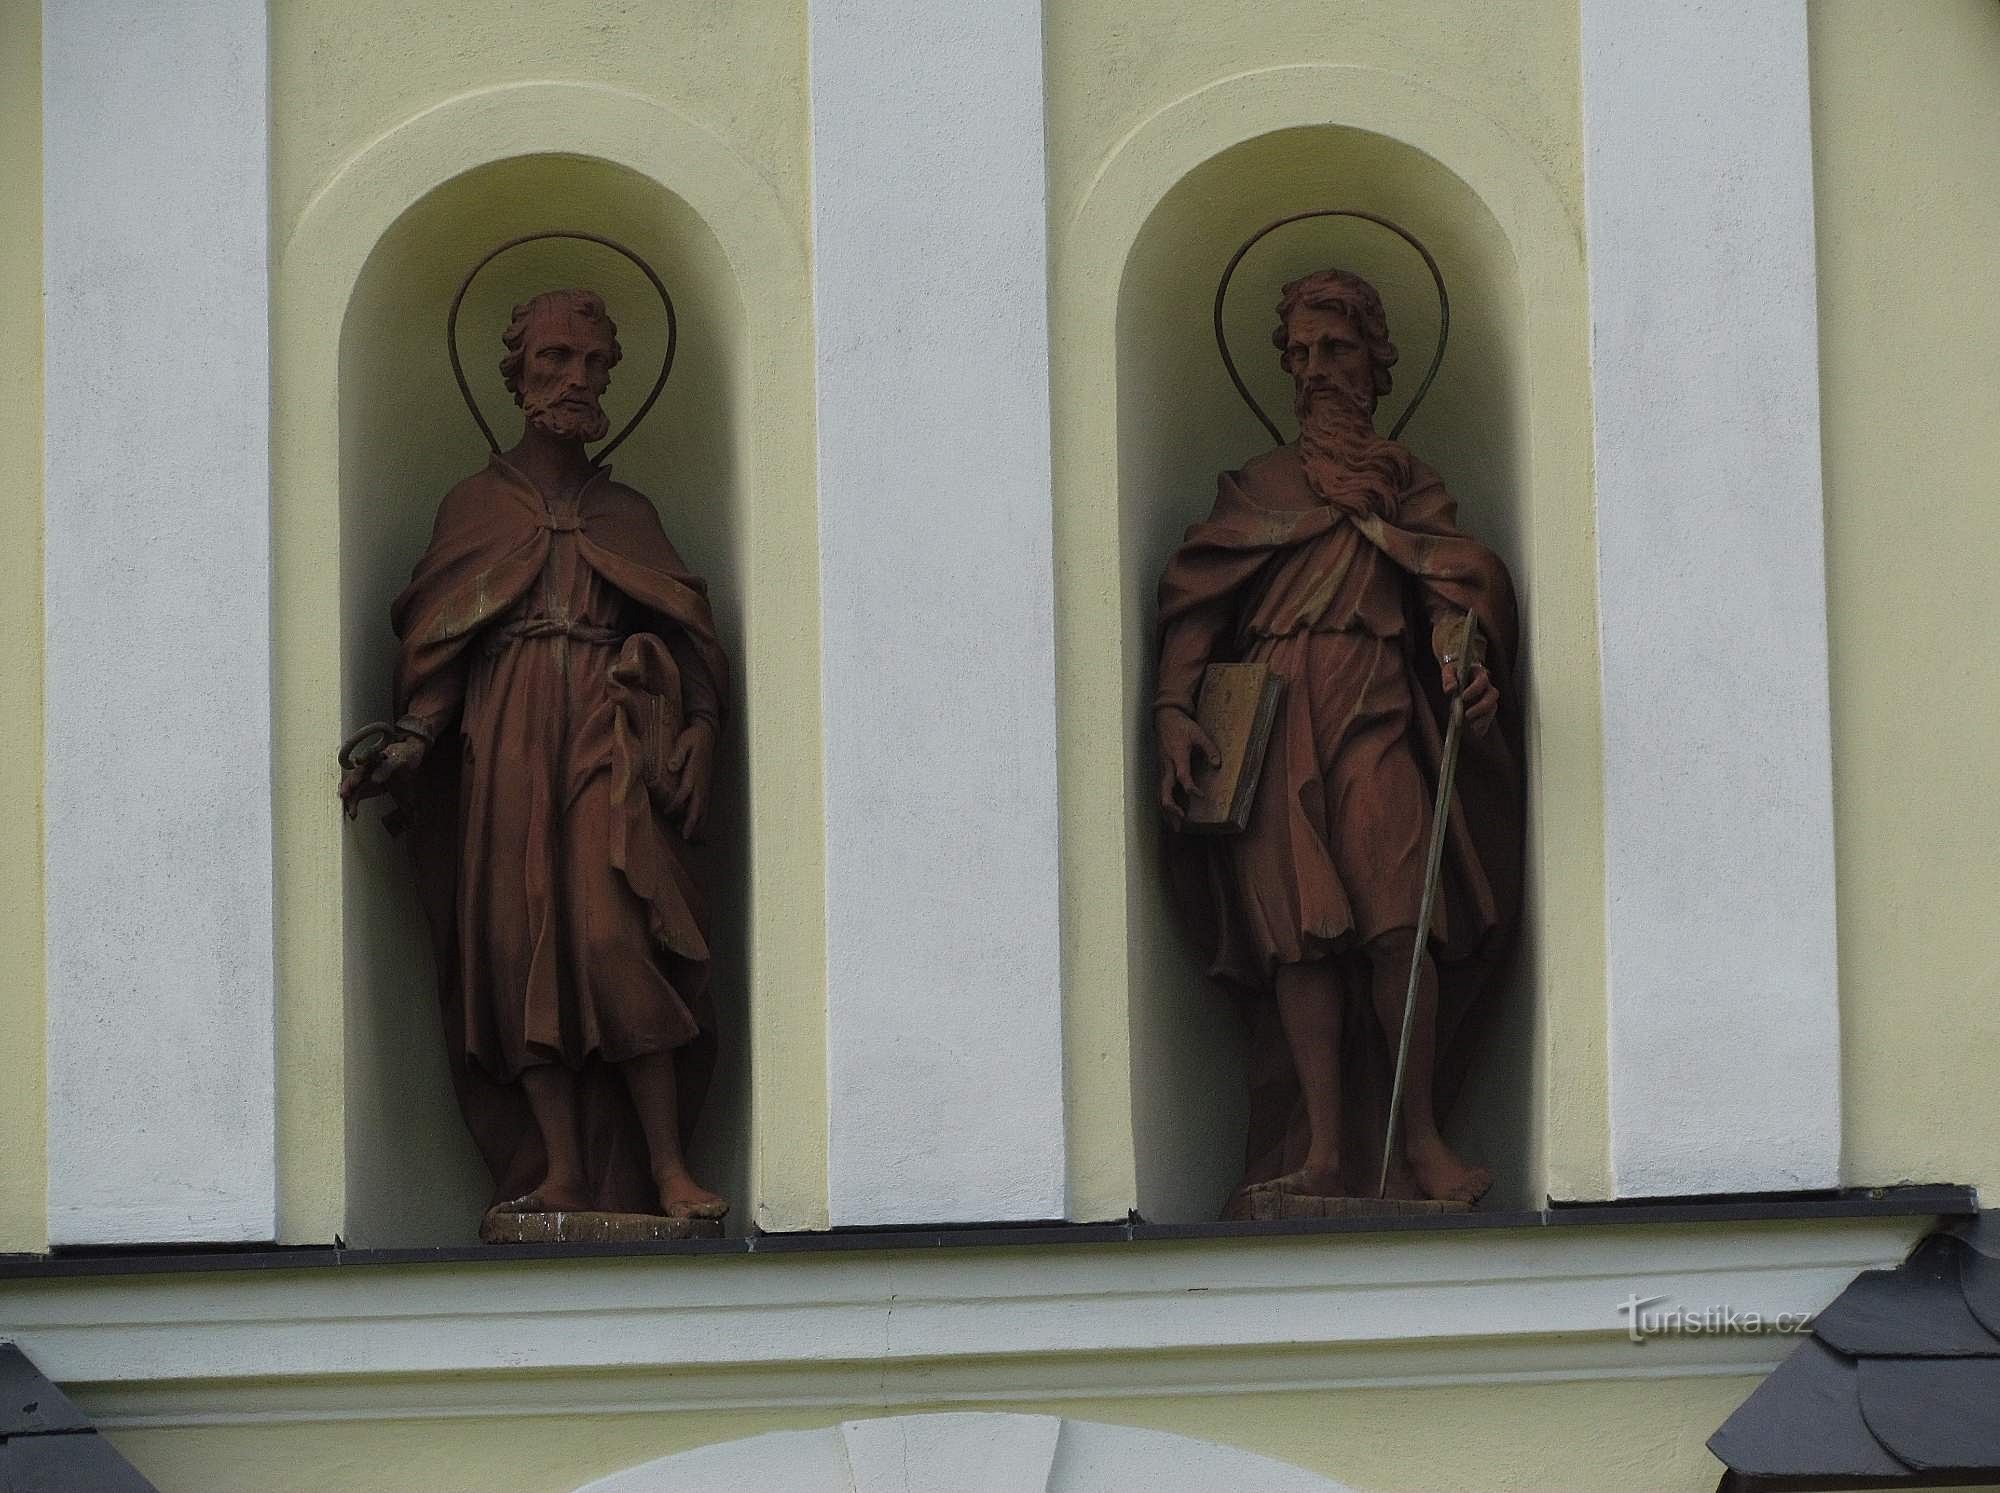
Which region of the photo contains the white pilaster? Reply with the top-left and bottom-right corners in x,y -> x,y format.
808,0 -> 1067,1223
1581,0 -> 1841,1196
42,2 -> 276,1242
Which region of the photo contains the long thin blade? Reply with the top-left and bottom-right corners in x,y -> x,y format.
1378,613 -> 1478,1198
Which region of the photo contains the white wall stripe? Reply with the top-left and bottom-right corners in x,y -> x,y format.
809,0 -> 1067,1224
42,1 -> 276,1243
1580,0 -> 1841,1196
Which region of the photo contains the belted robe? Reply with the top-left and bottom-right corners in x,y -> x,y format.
1156,440 -> 1525,1204
388,456 -> 727,1211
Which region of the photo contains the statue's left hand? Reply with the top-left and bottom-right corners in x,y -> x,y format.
664,720 -> 716,838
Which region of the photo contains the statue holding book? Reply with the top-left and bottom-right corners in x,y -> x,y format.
1155,256 -> 1524,1215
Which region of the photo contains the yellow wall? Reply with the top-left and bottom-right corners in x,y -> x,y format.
269,1 -> 812,241
100,1377 -> 1759,1493
267,0 -> 828,1238
1044,0 -> 1584,231
1813,1 -> 2000,1198
1044,0 -> 1608,1217
0,0 -> 47,1255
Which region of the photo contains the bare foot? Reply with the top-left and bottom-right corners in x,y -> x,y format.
1258,1163 -> 1346,1198
1407,1136 -> 1492,1205
492,1181 -> 591,1214
658,1172 -> 729,1221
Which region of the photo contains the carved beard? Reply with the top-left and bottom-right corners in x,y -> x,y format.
1291,368 -> 1410,520
1293,375 -> 1377,436
521,390 -> 611,444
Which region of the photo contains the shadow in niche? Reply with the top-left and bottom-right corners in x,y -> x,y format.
337,154 -> 751,1245
1116,125 -> 1539,1224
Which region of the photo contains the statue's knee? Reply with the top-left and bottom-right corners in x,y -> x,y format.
1364,927 -> 1422,975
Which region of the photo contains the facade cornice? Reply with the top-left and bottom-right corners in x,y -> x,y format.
0,1215 -> 1931,1429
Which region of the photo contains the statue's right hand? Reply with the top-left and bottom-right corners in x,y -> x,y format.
338,736 -> 426,816
1156,707 -> 1221,831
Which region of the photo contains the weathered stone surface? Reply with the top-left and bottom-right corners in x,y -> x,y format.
342,277 -> 732,1237
1225,1182 -> 1471,1222
479,1209 -> 724,1245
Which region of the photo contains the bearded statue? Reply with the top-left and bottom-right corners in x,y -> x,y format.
341,288 -> 729,1240
1155,268 -> 1524,1215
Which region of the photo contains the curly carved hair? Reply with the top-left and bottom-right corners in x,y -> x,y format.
1271,268 -> 1398,399
499,289 -> 624,405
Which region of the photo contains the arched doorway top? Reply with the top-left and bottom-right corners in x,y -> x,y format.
578,1411 -> 1356,1492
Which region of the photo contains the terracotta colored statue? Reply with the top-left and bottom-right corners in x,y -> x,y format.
1155,268 -> 1523,1213
340,287 -> 729,1236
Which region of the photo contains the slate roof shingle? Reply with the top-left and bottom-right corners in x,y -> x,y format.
1710,1214 -> 2000,1490
0,1342 -> 158,1492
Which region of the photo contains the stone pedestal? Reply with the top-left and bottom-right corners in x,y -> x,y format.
479,1209 -> 724,1245
1224,1182 -> 1471,1222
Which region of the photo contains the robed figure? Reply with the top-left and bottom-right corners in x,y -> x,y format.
341,288 -> 729,1227
1155,268 -> 1524,1210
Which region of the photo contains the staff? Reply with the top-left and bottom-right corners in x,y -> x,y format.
1378,610 -> 1479,1199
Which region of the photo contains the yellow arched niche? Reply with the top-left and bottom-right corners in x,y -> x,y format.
274,84 -> 827,1243
1053,66 -> 1607,1221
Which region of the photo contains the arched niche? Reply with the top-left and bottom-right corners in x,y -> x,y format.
577,1413 -> 1355,1492
273,82 -> 827,1247
1078,107 -> 1584,1223
337,154 -> 754,1243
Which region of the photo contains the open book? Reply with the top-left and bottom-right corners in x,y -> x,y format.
1182,661 -> 1285,835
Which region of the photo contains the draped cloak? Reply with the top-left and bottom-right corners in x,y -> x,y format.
1156,436 -> 1524,1204
388,456 -> 728,1212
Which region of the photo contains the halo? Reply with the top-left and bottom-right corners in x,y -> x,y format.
1213,209 -> 1449,446
447,230 -> 679,466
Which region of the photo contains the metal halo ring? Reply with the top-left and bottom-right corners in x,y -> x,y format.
447,230 -> 679,466
1213,209 -> 1449,446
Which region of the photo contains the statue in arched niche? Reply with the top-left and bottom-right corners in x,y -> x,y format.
340,262 -> 729,1242
1155,258 -> 1524,1216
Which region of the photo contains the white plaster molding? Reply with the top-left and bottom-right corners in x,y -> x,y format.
807,0 -> 1066,1224
1048,1418 -> 1350,1493
1,1220 -> 1923,1427
41,0 -> 276,1243
1580,0 -> 1841,1197
585,1424 -> 852,1493
839,1414 -> 1062,1493
579,1413 -> 1350,1492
